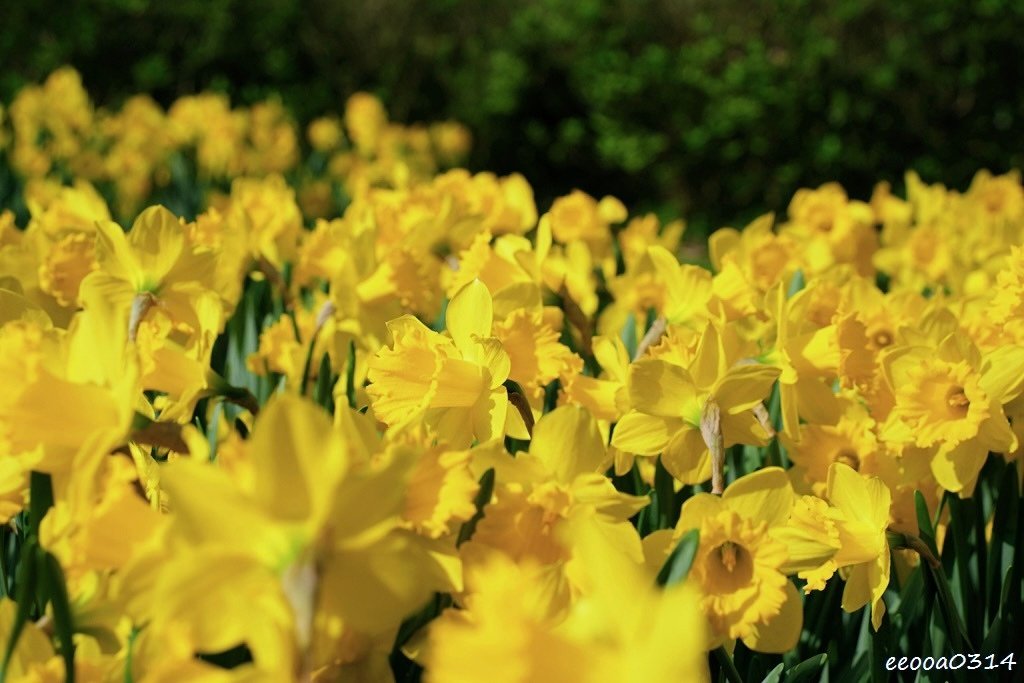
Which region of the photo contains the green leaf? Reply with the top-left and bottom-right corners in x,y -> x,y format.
982,563 -> 1015,653
41,552 -> 75,683
786,269 -> 805,297
224,282 -> 264,396
0,539 -> 39,683
986,464 -> 1018,624
852,604 -> 871,661
456,469 -> 495,547
345,340 -> 357,409
313,352 -> 335,411
656,528 -> 699,587
298,325 -> 320,397
946,494 -> 981,641
654,456 -> 677,529
206,400 -> 224,461
621,312 -> 638,360
27,472 -> 54,537
712,646 -> 744,683
868,606 -> 890,683
914,491 -> 939,557
786,655 -> 827,679
123,627 -> 141,683
981,613 -> 1003,654
890,564 -> 924,642
784,653 -> 827,683
0,527 -> 10,600
760,663 -> 783,683
931,565 -> 971,650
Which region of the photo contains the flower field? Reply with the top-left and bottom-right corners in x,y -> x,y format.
0,68 -> 1022,682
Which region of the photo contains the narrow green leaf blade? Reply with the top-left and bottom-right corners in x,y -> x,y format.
41,552 -> 75,683
456,469 -> 496,547
784,653 -> 827,683
27,472 -> 54,537
760,663 -> 783,683
657,528 -> 699,587
0,539 -> 39,683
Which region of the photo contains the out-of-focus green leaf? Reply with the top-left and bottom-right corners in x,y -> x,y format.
656,528 -> 699,587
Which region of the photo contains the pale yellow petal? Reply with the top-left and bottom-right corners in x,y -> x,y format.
661,428 -> 712,484
611,412 -> 683,455
722,467 -> 794,530
250,394 -> 345,525
742,581 -> 802,653
531,405 -> 605,482
628,359 -> 696,417
981,345 -> 1024,403
677,493 -> 725,533
827,463 -> 890,529
447,279 -> 493,355
930,439 -> 988,495
94,219 -> 143,286
128,205 -> 187,284
715,364 -> 781,413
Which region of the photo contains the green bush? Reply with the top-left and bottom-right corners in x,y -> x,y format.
3,0 -> 1023,237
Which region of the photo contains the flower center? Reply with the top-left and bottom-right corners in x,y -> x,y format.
871,329 -> 893,348
719,541 -> 738,571
945,386 -> 970,416
711,540 -> 754,591
834,448 -> 861,470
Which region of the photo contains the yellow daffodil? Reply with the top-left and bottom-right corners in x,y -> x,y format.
785,394 -> 881,495
798,463 -> 893,630
612,322 -> 780,484
135,395 -> 457,679
0,288 -> 137,484
780,182 -> 878,276
560,334 -> 631,424
425,524 -> 708,683
674,468 -> 803,652
541,189 -> 626,259
881,333 -> 1020,494
491,283 -> 580,407
462,406 -> 648,596
709,214 -> 798,318
7,65 -> 1024,681
367,280 -> 513,446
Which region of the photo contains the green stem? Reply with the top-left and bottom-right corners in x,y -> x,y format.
711,647 -> 744,683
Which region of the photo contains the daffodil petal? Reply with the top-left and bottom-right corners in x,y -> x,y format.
722,467 -> 793,529
447,279 -> 493,355
531,405 -> 605,482
715,365 -> 780,413
742,581 -> 802,653
628,359 -> 696,417
930,439 -> 988,495
611,412 -> 683,455
661,427 -> 712,484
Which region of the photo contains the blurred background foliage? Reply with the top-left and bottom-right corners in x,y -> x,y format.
3,0 -> 1023,237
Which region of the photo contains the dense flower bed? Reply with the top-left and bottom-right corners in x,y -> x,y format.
0,69 -> 1020,682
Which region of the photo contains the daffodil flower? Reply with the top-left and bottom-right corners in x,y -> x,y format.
367,279 -> 512,446
790,464 -> 893,630
674,467 -> 803,653
81,205 -> 218,337
140,395 -> 457,679
462,406 -> 649,595
612,323 -> 780,484
882,333 -> 1020,495
425,522 -> 708,683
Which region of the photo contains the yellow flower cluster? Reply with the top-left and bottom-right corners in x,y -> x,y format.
0,70 -> 1022,681
1,68 -> 471,218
